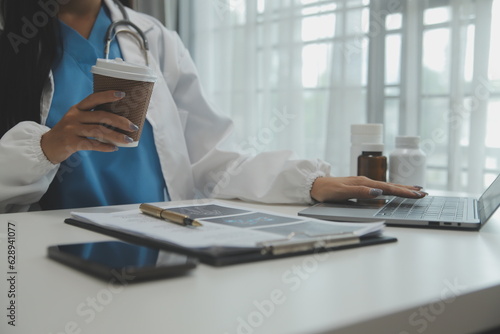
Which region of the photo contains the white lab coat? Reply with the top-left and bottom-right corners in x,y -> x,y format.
0,0 -> 330,213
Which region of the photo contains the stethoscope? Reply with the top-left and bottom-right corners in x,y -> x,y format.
105,0 -> 150,65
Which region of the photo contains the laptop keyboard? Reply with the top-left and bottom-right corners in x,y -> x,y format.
374,196 -> 466,221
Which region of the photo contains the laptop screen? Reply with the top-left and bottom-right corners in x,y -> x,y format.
478,174 -> 500,224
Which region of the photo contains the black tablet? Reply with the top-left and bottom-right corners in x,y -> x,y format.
48,240 -> 197,282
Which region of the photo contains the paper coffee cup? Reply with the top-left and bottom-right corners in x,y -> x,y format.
91,58 -> 157,147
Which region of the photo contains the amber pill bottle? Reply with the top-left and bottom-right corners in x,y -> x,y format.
357,143 -> 387,182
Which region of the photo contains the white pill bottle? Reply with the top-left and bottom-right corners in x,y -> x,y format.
389,136 -> 427,187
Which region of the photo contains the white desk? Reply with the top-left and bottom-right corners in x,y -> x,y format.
1,199 -> 500,334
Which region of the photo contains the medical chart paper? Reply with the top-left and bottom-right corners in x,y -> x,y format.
70,202 -> 385,250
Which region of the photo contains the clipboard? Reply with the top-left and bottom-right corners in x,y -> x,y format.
64,218 -> 396,266
64,203 -> 397,266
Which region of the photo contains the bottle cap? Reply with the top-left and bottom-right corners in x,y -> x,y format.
361,143 -> 384,152
395,136 -> 420,148
351,124 -> 383,135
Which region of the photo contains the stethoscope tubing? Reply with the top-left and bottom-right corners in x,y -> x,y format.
105,0 -> 150,63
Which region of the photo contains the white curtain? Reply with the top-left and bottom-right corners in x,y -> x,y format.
184,0 -> 500,193
189,0 -> 367,178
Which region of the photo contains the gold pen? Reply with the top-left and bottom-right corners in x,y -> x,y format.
139,203 -> 203,227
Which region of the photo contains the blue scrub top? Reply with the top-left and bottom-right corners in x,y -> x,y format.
40,5 -> 168,210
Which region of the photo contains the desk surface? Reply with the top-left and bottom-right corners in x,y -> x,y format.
1,199 -> 500,334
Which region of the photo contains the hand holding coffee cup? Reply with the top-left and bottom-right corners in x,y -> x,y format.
91,58 -> 157,147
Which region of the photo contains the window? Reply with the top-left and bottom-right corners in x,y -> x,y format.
188,0 -> 500,192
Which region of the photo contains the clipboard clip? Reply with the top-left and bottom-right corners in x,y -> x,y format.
257,233 -> 360,255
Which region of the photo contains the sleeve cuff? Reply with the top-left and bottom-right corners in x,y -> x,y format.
26,124 -> 59,174
304,171 -> 328,204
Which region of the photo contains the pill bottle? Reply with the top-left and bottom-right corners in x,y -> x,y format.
357,143 -> 387,182
350,124 -> 383,176
389,136 -> 426,187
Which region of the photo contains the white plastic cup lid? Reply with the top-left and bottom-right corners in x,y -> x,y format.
91,58 -> 157,82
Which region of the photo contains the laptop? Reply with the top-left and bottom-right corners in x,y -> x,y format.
299,174 -> 500,231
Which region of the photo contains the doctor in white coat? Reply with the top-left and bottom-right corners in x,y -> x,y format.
0,0 -> 425,213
